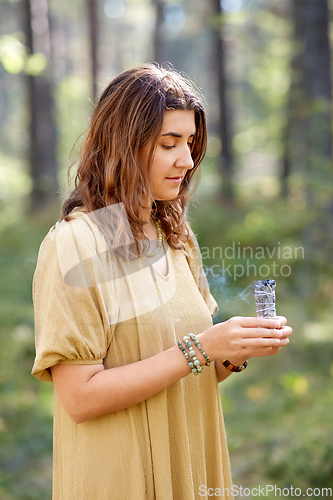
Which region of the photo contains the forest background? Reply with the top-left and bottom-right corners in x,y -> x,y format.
0,0 -> 332,498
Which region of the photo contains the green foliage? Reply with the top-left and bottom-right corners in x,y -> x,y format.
0,216 -> 55,500
227,8 -> 293,159
54,75 -> 93,187
0,34 -> 47,76
0,0 -> 332,497
0,182 -> 332,498
220,349 -> 333,493
189,186 -> 333,495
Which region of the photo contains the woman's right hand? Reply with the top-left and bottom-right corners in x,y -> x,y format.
197,315 -> 292,368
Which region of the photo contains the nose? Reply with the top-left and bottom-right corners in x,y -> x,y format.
175,144 -> 194,171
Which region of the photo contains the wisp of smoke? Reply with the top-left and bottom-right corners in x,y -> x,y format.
205,267 -> 255,304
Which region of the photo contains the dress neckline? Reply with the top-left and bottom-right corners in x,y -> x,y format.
144,242 -> 171,280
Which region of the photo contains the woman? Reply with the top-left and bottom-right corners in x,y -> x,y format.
32,64 -> 292,500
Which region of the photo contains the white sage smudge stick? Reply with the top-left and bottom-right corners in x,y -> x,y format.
254,279 -> 276,318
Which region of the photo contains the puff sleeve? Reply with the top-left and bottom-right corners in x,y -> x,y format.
31,215 -> 118,382
185,227 -> 219,319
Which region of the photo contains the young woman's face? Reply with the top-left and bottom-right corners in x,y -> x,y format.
139,109 -> 196,202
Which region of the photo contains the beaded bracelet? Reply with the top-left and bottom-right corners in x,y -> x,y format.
188,333 -> 211,367
178,340 -> 202,375
177,333 -> 210,376
221,359 -> 248,372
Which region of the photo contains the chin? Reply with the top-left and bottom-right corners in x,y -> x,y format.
154,195 -> 179,202
154,189 -> 181,201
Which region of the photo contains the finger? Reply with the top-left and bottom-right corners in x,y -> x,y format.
276,316 -> 287,327
240,337 -> 288,348
278,337 -> 290,346
236,316 -> 283,329
279,326 -> 293,337
250,346 -> 281,358
234,344 -> 284,359
241,327 -> 285,339
249,347 -> 276,357
269,347 -> 281,355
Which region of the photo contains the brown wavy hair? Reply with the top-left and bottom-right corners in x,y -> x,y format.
61,63 -> 207,256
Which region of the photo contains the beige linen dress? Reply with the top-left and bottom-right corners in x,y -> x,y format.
32,210 -> 233,500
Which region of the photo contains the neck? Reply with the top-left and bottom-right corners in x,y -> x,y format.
140,197 -> 155,225
141,209 -> 152,224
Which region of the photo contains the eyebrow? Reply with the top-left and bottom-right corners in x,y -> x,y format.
161,132 -> 196,138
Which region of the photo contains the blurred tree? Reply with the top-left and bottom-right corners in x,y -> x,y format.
152,0 -> 167,65
283,0 -> 332,277
87,0 -> 99,100
283,0 -> 332,191
211,0 -> 235,205
22,0 -> 58,211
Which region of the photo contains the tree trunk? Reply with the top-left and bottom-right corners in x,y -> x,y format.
286,0 -> 333,281
23,0 -> 58,212
211,0 -> 234,204
153,0 -> 166,65
87,0 -> 98,100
